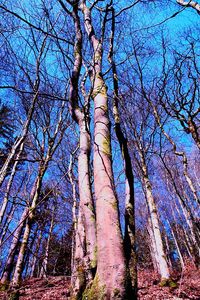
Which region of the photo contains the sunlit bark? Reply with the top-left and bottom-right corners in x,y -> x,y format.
140,155 -> 170,281
0,207 -> 28,286
108,7 -> 137,295
80,2 -> 129,298
177,0 -> 200,13
64,2 -> 97,297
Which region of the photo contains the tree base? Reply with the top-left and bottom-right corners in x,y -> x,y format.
82,275 -> 106,300
159,278 -> 177,288
0,281 -> 9,291
8,290 -> 20,300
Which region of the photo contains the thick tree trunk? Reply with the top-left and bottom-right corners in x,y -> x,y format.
93,75 -> 127,298
80,3 -> 129,298
66,2 -> 97,297
108,9 -> 137,294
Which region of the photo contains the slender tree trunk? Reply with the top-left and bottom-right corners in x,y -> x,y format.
151,103 -> 200,206
30,231 -> 42,277
0,207 -> 29,287
11,218 -> 32,288
40,208 -> 55,278
173,200 -> 197,266
164,235 -> 173,269
0,144 -> 24,225
10,161 -> 47,288
0,204 -> 16,247
0,92 -> 38,188
140,155 -> 170,282
165,216 -> 185,269
171,227 -> 185,269
161,156 -> 200,262
68,150 -> 78,277
147,218 -> 160,273
71,118 -> 97,298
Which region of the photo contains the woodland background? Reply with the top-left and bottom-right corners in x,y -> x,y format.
0,0 -> 199,299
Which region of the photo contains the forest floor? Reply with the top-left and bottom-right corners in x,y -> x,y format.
0,266 -> 199,300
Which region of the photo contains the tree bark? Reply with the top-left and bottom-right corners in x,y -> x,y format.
30,231 -> 42,278
64,2 -> 97,297
108,7 -> 137,295
80,2 -> 129,298
177,0 -> 200,14
40,209 -> 55,278
140,155 -> 170,281
0,207 -> 28,286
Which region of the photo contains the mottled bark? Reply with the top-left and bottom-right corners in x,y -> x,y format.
68,151 -> 78,277
108,7 -> 137,296
62,2 -> 97,298
80,2 -> 128,298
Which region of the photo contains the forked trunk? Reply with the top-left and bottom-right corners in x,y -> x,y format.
80,3 -> 128,298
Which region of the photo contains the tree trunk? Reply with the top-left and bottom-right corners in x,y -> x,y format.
108,8 -> 137,294
10,162 -> 47,288
0,144 -> 23,225
0,207 -> 28,287
66,2 -> 97,297
80,3 -> 129,298
30,231 -> 42,277
147,218 -> 160,273
11,218 -> 31,288
141,156 -> 170,282
0,91 -> 38,188
40,208 -> 55,278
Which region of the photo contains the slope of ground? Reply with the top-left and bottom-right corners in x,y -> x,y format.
138,267 -> 200,299
0,267 -> 199,299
